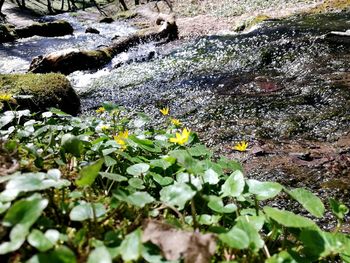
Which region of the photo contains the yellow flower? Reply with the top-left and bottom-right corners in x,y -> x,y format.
100,125 -> 110,132
233,141 -> 248,152
96,107 -> 105,114
114,130 -> 129,148
171,118 -> 182,126
0,93 -> 13,101
160,107 -> 169,116
170,128 -> 191,145
0,93 -> 16,103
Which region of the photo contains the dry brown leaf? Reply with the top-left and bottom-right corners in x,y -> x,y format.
142,220 -> 216,262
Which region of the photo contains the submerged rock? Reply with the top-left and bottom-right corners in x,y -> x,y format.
324,30 -> 350,44
85,27 -> 100,34
0,73 -> 80,115
0,24 -> 16,43
99,17 -> 114,23
14,20 -> 73,38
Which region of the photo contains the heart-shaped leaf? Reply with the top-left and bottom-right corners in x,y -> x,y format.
247,180 -> 282,200
221,170 -> 244,197
287,188 -> 324,218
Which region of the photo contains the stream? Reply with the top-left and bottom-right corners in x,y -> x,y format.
1,9 -> 350,229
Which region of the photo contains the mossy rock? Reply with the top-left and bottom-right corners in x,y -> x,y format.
0,73 -> 80,115
309,0 -> 350,13
235,15 -> 271,32
0,24 -> 17,43
15,20 -> 73,38
29,48 -> 113,75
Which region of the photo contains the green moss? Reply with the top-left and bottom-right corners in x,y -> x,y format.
0,24 -> 17,43
115,10 -> 137,19
0,73 -> 80,115
15,20 -> 73,38
235,14 -> 271,32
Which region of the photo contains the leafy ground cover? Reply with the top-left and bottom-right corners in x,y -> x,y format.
0,99 -> 349,262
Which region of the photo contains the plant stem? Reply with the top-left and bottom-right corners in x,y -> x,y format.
191,198 -> 198,230
254,195 -> 259,216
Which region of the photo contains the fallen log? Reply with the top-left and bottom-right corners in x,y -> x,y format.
28,8 -> 177,75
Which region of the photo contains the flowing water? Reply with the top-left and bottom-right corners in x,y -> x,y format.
1,9 -> 350,228
1,11 -> 349,144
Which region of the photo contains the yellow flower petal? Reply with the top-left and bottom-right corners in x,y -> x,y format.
171,118 -> 182,126
233,141 -> 248,152
96,107 -> 105,114
160,107 -> 169,116
170,128 -> 191,145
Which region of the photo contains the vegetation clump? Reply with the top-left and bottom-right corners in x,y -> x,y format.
0,104 -> 349,262
234,14 -> 271,32
0,73 -> 80,115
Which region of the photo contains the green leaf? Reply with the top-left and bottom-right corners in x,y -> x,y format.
126,192 -> 155,208
160,183 -> 196,210
87,246 -> 112,263
130,136 -> 161,153
218,157 -> 243,172
151,173 -> 173,186
287,188 -> 324,218
27,229 -> 54,252
0,202 -> 11,214
119,228 -> 142,262
264,207 -> 315,228
208,196 -> 237,214
0,195 -> 48,254
203,169 -> 220,185
0,172 -> 70,202
99,172 -> 127,182
329,198 -> 349,220
26,245 -> 76,263
61,133 -> 83,157
221,170 -> 245,197
104,156 -> 117,167
76,159 -> 104,187
128,178 -> 145,189
188,144 -> 212,157
169,150 -> 203,174
235,216 -> 264,251
50,108 -> 71,116
126,163 -> 150,176
300,229 -> 350,259
197,214 -> 222,225
247,180 -> 282,200
219,227 -> 249,249
150,159 -> 172,170
266,250 -> 307,263
69,203 -> 106,221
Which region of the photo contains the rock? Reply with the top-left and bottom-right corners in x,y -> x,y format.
0,73 -> 80,115
85,27 -> 100,34
15,20 -> 73,38
28,48 -> 113,75
0,24 -> 16,43
99,17 -> 114,23
28,13 -> 178,75
324,30 -> 350,45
